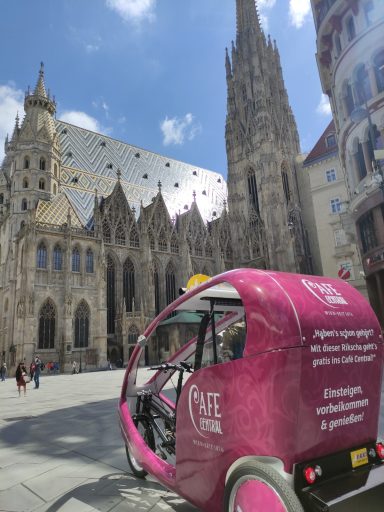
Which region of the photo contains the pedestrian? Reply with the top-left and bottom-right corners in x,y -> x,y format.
72,361 -> 77,374
33,356 -> 42,389
53,361 -> 59,374
30,361 -> 35,380
1,362 -> 6,381
15,362 -> 28,396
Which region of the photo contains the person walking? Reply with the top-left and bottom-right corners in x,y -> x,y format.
1,362 -> 6,381
33,356 -> 42,389
15,362 -> 28,396
72,361 -> 77,374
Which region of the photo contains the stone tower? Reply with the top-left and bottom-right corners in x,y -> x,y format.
226,0 -> 308,273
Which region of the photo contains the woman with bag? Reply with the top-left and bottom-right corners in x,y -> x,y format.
15,362 -> 28,396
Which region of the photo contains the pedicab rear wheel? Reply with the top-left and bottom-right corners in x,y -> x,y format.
224,461 -> 304,512
126,417 -> 155,478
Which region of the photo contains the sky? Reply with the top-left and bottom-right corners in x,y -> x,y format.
0,0 -> 332,177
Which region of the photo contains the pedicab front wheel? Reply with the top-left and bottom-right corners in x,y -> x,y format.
224,461 -> 304,512
126,417 -> 155,478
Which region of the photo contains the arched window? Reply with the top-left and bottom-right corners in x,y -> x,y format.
170,234 -> 179,254
24,157 -> 30,169
374,50 -> 384,93
107,256 -> 116,334
281,167 -> 291,204
0,194 -> 3,204
206,241 -> 213,258
149,229 -> 155,250
38,299 -> 55,349
54,163 -> 58,177
165,262 -> 176,306
153,261 -> 160,315
74,300 -> 90,348
355,65 -> 372,104
247,169 -> 260,215
37,242 -> 47,269
123,258 -> 135,312
21,198 -> 28,211
23,178 -> 28,188
346,16 -> 356,42
102,220 -> 111,243
53,184 -> 57,195
356,142 -> 367,180
195,239 -> 203,257
86,249 -> 94,273
345,82 -> 355,115
39,178 -> 45,190
115,223 -> 125,245
72,247 -> 80,272
129,227 -> 140,248
53,245 -> 63,270
158,229 -> 167,251
128,324 -> 139,345
334,33 -> 342,57
39,158 -> 46,171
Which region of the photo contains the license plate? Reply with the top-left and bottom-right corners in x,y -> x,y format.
350,447 -> 368,468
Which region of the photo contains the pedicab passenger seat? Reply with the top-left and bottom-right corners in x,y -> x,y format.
294,441 -> 384,511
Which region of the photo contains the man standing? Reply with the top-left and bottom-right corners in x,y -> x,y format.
34,356 -> 42,389
0,363 -> 6,381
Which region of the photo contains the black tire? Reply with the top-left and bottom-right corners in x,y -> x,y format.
126,417 -> 156,478
224,461 -> 304,512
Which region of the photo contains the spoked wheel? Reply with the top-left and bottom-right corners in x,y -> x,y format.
126,417 -> 155,478
224,462 -> 304,512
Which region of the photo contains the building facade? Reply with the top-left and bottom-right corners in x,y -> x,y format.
0,1 -> 312,372
311,0 -> 384,327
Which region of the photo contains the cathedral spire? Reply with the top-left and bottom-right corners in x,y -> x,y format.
11,113 -> 20,142
236,0 -> 261,36
33,62 -> 48,98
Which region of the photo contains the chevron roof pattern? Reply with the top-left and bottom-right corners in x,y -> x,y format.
56,121 -> 227,227
36,192 -> 83,227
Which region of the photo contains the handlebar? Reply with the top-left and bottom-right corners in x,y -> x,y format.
149,361 -> 193,374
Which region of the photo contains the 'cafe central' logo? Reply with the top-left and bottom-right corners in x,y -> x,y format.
301,279 -> 348,309
188,384 -> 223,438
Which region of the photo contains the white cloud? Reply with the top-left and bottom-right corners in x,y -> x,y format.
160,113 -> 201,146
258,0 -> 276,32
85,43 -> 100,53
316,94 -> 332,116
0,84 -> 24,163
59,110 -> 109,134
289,0 -> 311,28
106,0 -> 156,24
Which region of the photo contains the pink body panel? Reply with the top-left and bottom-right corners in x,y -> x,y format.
119,269 -> 383,511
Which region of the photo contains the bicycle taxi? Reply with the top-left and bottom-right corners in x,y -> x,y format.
119,269 -> 384,511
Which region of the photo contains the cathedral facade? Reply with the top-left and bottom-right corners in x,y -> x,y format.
0,0 -> 310,372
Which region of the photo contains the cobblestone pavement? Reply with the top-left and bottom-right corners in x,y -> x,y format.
1,369 -> 384,512
0,370 -> 198,512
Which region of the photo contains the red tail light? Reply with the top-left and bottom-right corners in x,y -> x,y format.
376,443 -> 384,459
304,466 -> 316,484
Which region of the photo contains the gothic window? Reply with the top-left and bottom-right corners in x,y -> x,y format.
115,223 -> 126,245
72,247 -> 80,272
129,227 -> 140,248
281,167 -> 291,205
165,262 -> 176,306
247,169 -> 260,215
53,245 -> 63,270
128,324 -> 139,345
123,258 -> 135,312
38,299 -> 55,349
158,229 -> 167,252
23,178 -> 28,188
74,300 -> 90,348
103,220 -> 111,243
153,261 -> 160,315
107,256 -> 116,334
54,163 -> 58,177
37,242 -> 47,269
170,234 -> 179,254
39,178 -> 45,190
53,184 -> 57,194
148,229 -> 155,250
0,194 -> 3,204
346,16 -> 356,42
358,211 -> 377,253
39,158 -> 46,171
206,241 -> 213,258
86,249 -> 94,273
374,50 -> 384,93
24,157 -> 30,169
195,239 -> 203,257
21,198 -> 28,211
355,65 -> 372,104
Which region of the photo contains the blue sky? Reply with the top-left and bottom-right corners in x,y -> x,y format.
0,0 -> 331,176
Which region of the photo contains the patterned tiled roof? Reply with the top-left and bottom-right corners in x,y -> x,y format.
56,121 -> 227,226
36,192 -> 83,227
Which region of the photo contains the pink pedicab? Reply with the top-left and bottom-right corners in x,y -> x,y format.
118,269 -> 384,511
